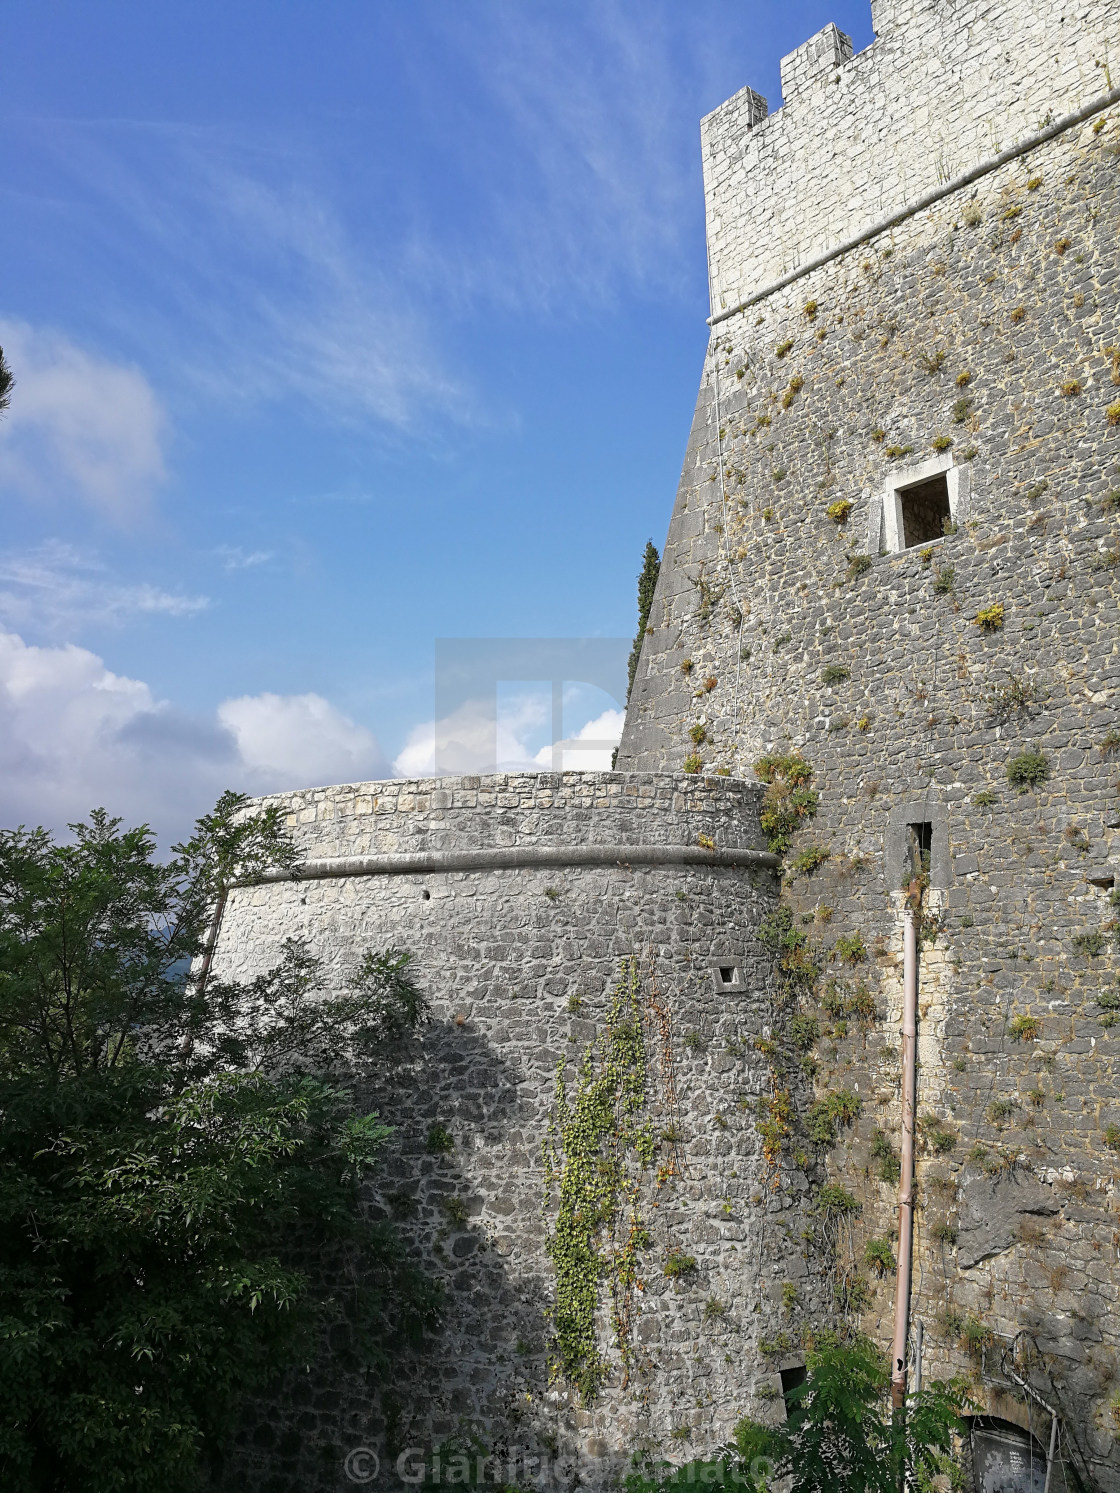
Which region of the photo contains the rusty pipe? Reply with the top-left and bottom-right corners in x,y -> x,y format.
891,908 -> 918,1409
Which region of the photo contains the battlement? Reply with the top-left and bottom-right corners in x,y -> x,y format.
702,0 -> 1116,313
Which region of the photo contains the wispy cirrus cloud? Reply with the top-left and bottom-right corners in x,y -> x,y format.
215,545 -> 274,572
25,124 -> 471,432
0,542 -> 208,639
0,318 -> 167,521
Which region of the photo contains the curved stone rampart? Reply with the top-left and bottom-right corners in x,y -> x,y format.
212,772 -> 829,1490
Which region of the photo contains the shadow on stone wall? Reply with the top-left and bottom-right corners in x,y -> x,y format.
212,1019 -> 554,1493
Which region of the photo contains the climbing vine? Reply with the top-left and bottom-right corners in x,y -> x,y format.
542,958 -> 654,1401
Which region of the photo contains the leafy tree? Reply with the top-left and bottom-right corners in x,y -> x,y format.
626,540 -> 661,702
625,1336 -> 967,1493
0,344 -> 12,418
0,798 -> 439,1492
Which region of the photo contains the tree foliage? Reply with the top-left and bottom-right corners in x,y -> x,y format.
0,798 -> 438,1492
626,1336 -> 967,1493
0,344 -> 12,418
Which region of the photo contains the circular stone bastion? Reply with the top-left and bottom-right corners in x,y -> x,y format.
210,771 -> 832,1490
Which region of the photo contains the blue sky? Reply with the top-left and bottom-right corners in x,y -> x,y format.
0,0 -> 873,838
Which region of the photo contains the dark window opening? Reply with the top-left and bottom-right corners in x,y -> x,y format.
712,961 -> 745,992
899,473 -> 951,548
779,1363 -> 806,1416
905,821 -> 933,881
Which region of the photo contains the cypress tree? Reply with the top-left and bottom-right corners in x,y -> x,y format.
626,540 -> 661,702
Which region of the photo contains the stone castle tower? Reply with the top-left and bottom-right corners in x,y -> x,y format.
214,4 -> 1120,1489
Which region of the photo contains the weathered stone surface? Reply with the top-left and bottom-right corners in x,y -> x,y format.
957,1167 -> 1058,1268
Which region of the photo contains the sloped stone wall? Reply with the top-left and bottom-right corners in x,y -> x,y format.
620,100 -> 1120,1489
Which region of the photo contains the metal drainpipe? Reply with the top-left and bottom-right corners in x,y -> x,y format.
891,908 -> 919,1409
1043,1413 -> 1059,1493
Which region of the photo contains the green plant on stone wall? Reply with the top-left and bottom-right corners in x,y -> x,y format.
683,753 -> 704,775
542,958 -> 653,1401
1005,749 -> 1049,792
984,673 -> 1044,724
790,1013 -> 820,1051
864,1237 -> 895,1275
821,664 -> 851,685
974,603 -> 1005,632
1073,931 -> 1106,958
753,752 -> 819,854
689,723 -> 707,746
933,565 -> 955,595
827,499 -> 853,524
663,1249 -> 698,1281
833,934 -> 867,964
869,1129 -> 900,1183
790,846 -> 831,879
759,907 -> 822,1006
806,1088 -> 861,1146
426,1122 -> 454,1155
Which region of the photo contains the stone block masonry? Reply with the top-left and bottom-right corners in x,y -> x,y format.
212,774 -> 836,1491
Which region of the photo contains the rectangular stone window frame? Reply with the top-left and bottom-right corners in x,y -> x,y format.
866,454 -> 971,555
711,960 -> 747,994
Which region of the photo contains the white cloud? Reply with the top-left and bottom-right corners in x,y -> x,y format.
533,707 -> 625,771
392,697 -> 623,777
0,543 -> 208,639
0,630 -> 387,844
0,319 -> 167,521
218,691 -> 388,788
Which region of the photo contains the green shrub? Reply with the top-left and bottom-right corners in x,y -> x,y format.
753,754 -> 820,854
790,1013 -> 820,1052
663,1250 -> 698,1280
790,845 -> 831,878
813,1184 -> 861,1216
821,664 -> 852,685
833,934 -> 867,964
760,907 -> 822,1002
1008,1014 -> 1040,1041
1005,749 -> 1049,792
1073,931 -> 1106,957
426,1122 -> 454,1154
870,1129 -> 900,1183
807,1088 -> 861,1146
864,1238 -> 895,1276
974,602 -> 1005,631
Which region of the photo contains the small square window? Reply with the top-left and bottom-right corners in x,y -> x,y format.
711,961 -> 746,993
875,458 -> 969,555
898,473 -> 951,547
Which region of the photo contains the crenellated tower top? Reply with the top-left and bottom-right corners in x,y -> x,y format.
702,0 -> 1117,318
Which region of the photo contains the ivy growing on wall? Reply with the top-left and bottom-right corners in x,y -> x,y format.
542,958 -> 655,1401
